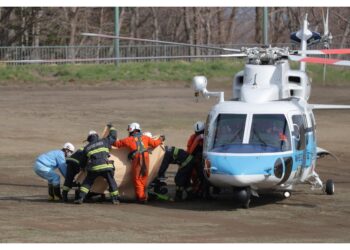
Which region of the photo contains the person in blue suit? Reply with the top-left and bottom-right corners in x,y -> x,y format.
33,142 -> 75,201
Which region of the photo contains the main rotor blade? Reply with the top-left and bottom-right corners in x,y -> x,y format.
0,54 -> 247,64
294,49 -> 350,55
289,55 -> 350,67
81,32 -> 242,53
310,104 -> 350,110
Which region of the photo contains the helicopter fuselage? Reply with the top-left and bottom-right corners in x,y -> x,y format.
203,99 -> 317,192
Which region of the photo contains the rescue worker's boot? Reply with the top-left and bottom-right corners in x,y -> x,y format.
62,186 -> 70,202
75,186 -> 88,204
185,187 -> 196,201
111,195 -> 120,205
62,190 -> 68,202
175,186 -> 184,202
74,194 -> 85,205
53,185 -> 63,201
154,178 -> 168,195
48,184 -> 54,201
74,189 -> 80,200
74,191 -> 86,204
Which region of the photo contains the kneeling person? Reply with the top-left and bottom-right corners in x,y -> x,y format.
156,146 -> 195,201
62,147 -> 85,202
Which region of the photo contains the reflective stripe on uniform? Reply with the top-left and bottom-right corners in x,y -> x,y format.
110,190 -> 119,196
91,164 -> 114,171
87,147 -> 109,157
66,158 -> 79,164
80,186 -> 89,193
173,147 -> 179,160
62,186 -> 70,191
180,155 -> 193,168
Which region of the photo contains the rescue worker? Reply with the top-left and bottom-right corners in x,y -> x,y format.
113,122 -> 164,204
33,142 -> 75,201
74,124 -> 120,205
61,147 -> 85,202
156,146 -> 196,201
187,121 -> 209,198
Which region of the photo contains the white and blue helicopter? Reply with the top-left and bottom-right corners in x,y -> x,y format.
81,12 -> 350,208
190,13 -> 350,208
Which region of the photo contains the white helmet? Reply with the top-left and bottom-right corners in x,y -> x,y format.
88,130 -> 97,136
63,142 -> 75,152
193,121 -> 205,133
127,122 -> 141,133
143,131 -> 152,138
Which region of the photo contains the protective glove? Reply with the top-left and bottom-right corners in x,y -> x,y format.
107,123 -> 113,128
159,135 -> 166,142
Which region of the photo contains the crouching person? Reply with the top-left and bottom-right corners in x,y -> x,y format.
62,147 -> 85,202
75,124 -> 120,205
155,146 -> 196,201
33,143 -> 75,201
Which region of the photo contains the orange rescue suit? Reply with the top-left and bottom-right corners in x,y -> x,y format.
187,133 -> 204,192
187,133 -> 204,154
113,134 -> 162,201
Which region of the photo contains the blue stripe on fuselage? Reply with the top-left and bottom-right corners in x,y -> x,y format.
207,152 -> 294,176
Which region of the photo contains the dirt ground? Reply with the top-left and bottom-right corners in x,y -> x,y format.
0,80 -> 349,243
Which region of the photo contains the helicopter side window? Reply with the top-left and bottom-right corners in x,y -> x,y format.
292,115 -> 306,150
212,114 -> 246,151
249,114 -> 291,152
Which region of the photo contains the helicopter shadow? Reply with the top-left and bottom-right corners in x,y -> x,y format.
145,186 -> 317,211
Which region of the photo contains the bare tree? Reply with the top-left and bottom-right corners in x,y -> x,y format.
255,7 -> 262,44
151,7 -> 159,41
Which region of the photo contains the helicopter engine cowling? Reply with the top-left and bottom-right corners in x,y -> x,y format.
240,64 -> 280,103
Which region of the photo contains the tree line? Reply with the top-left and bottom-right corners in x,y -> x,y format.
0,7 -> 349,49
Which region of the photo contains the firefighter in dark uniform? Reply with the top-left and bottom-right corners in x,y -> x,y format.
61,147 -> 85,202
156,146 -> 196,201
74,124 -> 120,205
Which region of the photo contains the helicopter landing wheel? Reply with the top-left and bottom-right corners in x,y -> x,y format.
283,191 -> 291,198
234,187 -> 251,209
325,179 -> 335,195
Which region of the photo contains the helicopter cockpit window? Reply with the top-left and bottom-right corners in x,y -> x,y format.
249,114 -> 291,152
212,114 -> 246,152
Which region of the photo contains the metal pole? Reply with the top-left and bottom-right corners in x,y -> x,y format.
114,7 -> 120,66
263,7 -> 269,46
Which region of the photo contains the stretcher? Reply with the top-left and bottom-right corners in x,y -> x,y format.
75,127 -> 165,201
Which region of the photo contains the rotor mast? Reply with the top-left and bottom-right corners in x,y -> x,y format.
299,14 -> 312,71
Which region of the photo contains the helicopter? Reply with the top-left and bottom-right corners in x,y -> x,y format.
80,12 -> 350,208
190,13 -> 350,208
